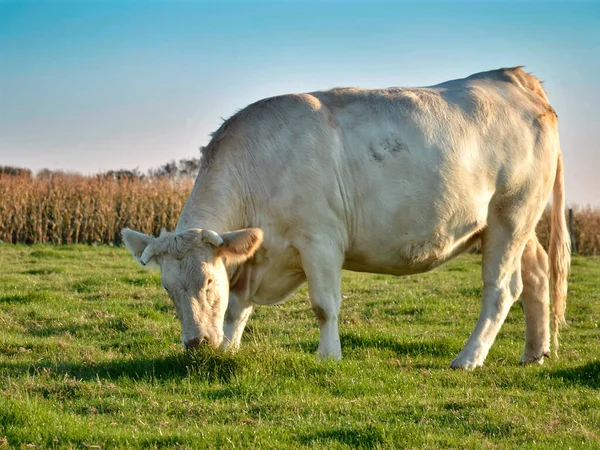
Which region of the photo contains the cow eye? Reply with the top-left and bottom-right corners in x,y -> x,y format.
206,278 -> 214,288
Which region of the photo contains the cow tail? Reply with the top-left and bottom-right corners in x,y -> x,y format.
549,152 -> 571,356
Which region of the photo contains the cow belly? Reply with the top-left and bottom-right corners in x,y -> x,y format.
343,224 -> 483,276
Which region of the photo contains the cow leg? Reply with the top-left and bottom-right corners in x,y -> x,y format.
220,294 -> 254,351
298,239 -> 344,360
519,235 -> 551,364
451,225 -> 527,370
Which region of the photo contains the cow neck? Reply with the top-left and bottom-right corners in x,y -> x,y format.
176,170 -> 254,290
175,167 -> 245,234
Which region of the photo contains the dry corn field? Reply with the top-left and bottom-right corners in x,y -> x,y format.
0,174 -> 192,245
1,173 -> 599,254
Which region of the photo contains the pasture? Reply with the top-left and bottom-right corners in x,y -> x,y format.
0,244 -> 598,448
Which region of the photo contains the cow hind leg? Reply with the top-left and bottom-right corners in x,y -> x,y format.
451,218 -> 530,370
519,235 -> 551,364
297,237 -> 344,360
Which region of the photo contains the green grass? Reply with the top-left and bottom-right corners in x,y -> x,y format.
0,244 -> 599,449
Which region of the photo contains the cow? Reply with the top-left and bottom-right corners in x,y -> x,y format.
123,67 -> 570,370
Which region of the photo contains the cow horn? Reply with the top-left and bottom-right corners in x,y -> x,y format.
201,229 -> 223,247
139,245 -> 155,266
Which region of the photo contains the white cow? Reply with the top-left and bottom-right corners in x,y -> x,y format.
123,67 -> 570,369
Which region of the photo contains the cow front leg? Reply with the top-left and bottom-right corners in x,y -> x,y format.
298,239 -> 344,360
220,293 -> 254,351
311,298 -> 342,360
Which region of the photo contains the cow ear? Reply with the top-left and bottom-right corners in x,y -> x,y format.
217,228 -> 264,265
122,228 -> 158,268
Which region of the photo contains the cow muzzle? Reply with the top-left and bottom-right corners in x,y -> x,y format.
183,337 -> 206,350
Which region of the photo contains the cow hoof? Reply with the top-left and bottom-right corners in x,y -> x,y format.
317,351 -> 342,361
219,337 -> 241,353
219,343 -> 239,353
519,351 -> 550,365
317,354 -> 342,362
450,353 -> 483,370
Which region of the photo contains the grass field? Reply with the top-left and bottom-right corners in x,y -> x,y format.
0,244 -> 598,449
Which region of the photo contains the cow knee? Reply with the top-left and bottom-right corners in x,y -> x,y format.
311,303 -> 341,360
510,270 -> 523,302
312,305 -> 328,327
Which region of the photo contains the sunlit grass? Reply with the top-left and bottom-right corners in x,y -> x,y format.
1,244 -> 599,448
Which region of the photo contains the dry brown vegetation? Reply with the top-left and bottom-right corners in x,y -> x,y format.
535,205 -> 600,255
0,174 -> 192,245
1,173 -> 599,254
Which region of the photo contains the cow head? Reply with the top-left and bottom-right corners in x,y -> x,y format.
122,227 -> 263,349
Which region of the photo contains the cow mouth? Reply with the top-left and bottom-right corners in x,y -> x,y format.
184,336 -> 205,350
183,331 -> 223,350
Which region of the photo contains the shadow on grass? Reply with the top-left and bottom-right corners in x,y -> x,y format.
0,294 -> 35,304
27,323 -> 95,337
290,332 -> 455,357
545,361 -> 600,389
343,333 -> 454,356
23,267 -> 65,275
300,425 -> 385,449
0,349 -> 239,384
0,291 -> 61,304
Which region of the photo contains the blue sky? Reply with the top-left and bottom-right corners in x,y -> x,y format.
1,0 -> 599,205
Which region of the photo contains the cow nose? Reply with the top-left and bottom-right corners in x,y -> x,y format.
184,337 -> 202,350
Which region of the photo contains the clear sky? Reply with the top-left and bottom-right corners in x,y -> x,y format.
1,0 -> 599,205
